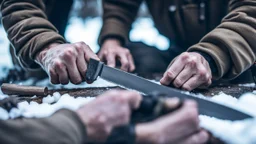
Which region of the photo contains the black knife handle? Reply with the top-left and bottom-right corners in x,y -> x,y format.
131,92 -> 183,123
105,124 -> 136,144
85,59 -> 104,83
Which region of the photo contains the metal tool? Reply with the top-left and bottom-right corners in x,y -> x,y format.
252,62 -> 256,85
86,59 -> 253,121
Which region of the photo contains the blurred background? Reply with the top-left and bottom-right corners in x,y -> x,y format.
0,0 -> 169,80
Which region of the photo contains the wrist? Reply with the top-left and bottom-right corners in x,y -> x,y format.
35,43 -> 60,64
193,51 -> 217,75
102,38 -> 122,48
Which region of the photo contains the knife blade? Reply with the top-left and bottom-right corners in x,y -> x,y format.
86,59 -> 253,120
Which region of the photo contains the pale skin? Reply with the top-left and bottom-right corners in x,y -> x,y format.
77,90 -> 209,144
160,52 -> 212,91
98,39 -> 135,72
101,39 -> 212,91
36,42 -> 100,85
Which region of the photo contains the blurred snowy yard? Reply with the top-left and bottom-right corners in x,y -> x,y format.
0,17 -> 169,68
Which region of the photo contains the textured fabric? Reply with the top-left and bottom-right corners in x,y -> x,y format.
0,109 -> 86,144
1,0 -> 66,70
98,0 -> 256,80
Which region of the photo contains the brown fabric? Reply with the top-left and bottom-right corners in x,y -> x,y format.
0,109 -> 86,144
1,0 -> 66,70
99,0 -> 256,80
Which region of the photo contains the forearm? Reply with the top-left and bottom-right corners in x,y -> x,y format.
188,0 -> 256,80
1,0 -> 66,70
98,0 -> 143,46
0,109 -> 85,144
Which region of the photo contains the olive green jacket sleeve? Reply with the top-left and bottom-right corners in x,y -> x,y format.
98,0 -> 143,46
188,0 -> 256,80
0,109 -> 85,144
1,0 -> 66,70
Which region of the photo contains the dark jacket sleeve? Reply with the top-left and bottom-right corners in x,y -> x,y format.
98,0 -> 143,46
1,0 -> 66,70
0,109 -> 86,144
188,0 -> 256,80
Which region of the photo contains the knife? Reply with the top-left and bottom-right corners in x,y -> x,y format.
86,59 -> 253,121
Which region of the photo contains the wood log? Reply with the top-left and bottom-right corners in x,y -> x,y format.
1,83 -> 48,96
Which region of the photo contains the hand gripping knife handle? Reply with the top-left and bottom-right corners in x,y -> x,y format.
105,93 -> 183,144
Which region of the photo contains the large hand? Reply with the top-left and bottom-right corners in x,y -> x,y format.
160,52 -> 212,91
36,42 -> 99,85
76,90 -> 142,143
136,99 -> 209,144
98,39 -> 135,72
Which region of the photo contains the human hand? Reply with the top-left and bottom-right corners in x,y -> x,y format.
136,99 -> 209,144
98,39 -> 135,72
76,90 -> 142,143
36,42 -> 99,85
160,52 -> 212,91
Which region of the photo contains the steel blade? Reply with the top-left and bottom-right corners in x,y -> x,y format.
99,65 -> 253,121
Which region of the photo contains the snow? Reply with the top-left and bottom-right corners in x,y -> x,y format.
239,83 -> 256,88
200,116 -> 256,144
200,92 -> 256,144
4,93 -> 95,119
42,95 -> 55,104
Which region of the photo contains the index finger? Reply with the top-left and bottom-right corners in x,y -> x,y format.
160,55 -> 187,86
121,91 -> 142,110
79,42 -> 99,62
163,97 -> 182,110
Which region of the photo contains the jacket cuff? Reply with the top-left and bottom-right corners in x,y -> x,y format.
18,32 -> 66,70
187,42 -> 231,80
193,51 -> 218,75
53,109 -> 86,144
98,19 -> 129,46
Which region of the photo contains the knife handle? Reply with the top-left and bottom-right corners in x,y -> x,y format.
85,59 -> 104,83
131,92 -> 183,123
1,83 -> 48,96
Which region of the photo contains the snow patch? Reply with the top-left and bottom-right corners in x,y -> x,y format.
238,83 -> 256,88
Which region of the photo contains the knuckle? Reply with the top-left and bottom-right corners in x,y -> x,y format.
75,41 -> 86,48
174,79 -> 182,87
117,95 -> 128,104
181,52 -> 190,60
124,49 -> 130,53
166,71 -> 175,79
198,68 -> 207,77
49,69 -> 55,75
54,60 -> 63,69
187,57 -> 197,66
64,49 -> 76,58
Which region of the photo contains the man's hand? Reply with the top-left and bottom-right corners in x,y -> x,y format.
136,99 -> 209,144
76,90 -> 142,143
36,42 -> 99,85
160,52 -> 212,91
98,39 -> 135,72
